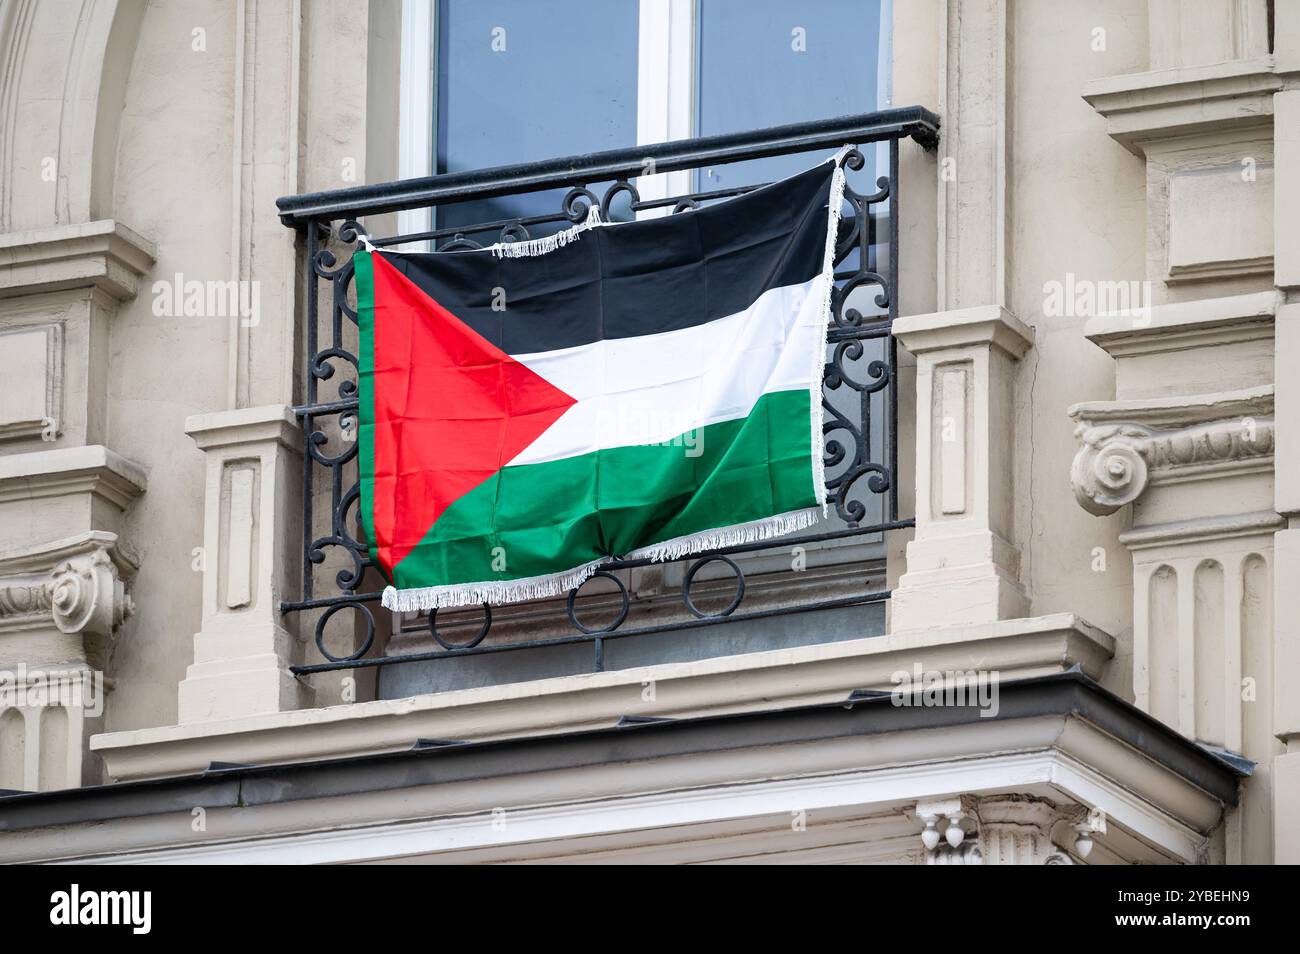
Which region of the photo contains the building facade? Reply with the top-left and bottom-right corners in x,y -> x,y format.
0,0 -> 1294,864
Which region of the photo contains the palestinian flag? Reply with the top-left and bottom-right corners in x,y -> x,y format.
355,155 -> 848,611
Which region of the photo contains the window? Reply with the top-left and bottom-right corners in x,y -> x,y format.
694,0 -> 890,189
432,0 -> 640,234
398,0 -> 892,239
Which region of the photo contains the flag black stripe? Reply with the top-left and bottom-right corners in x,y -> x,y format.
379,161 -> 834,355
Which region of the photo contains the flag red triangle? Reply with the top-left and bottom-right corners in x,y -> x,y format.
367,252 -> 577,574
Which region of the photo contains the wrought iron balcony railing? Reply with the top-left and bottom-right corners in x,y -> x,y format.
276,107 -> 940,684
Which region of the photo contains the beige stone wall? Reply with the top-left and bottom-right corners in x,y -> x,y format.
1006,0 -> 1148,674
0,0 -> 398,749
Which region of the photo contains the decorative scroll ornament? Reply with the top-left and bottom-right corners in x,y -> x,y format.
1070,423 -> 1153,516
0,546 -> 134,640
50,549 -> 134,639
1071,416 -> 1274,516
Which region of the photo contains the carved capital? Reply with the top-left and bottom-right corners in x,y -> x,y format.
917,794 -> 1106,865
0,533 -> 136,644
1070,415 -> 1274,516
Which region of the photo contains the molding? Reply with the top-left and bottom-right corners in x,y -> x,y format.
1083,291 -> 1278,359
0,530 -> 137,578
92,612 -> 1114,781
0,444 -> 146,510
1081,57 -> 1279,157
184,404 -> 302,453
1069,385 -> 1273,430
893,304 -> 1033,359
1167,254 -> 1274,285
0,321 -> 61,441
0,219 -> 155,301
1119,510 -> 1283,550
1069,394 -> 1274,516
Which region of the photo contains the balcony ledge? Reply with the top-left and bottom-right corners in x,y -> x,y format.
91,612 -> 1113,782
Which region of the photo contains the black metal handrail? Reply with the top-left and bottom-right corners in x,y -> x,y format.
277,107 -> 939,226
277,107 -> 938,680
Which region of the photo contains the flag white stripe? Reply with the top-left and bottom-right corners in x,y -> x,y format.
508,274 -> 827,467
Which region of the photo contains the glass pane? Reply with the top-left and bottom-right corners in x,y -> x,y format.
695,0 -> 889,189
435,0 -> 640,240
696,0 -> 893,540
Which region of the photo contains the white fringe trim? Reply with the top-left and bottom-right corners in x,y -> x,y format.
382,558 -> 606,612
489,205 -> 604,258
624,507 -> 821,563
813,147 -> 851,517
383,507 -> 823,611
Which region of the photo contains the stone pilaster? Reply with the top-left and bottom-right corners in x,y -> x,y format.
176,405 -> 311,723
1270,9 -> 1300,863
890,305 -> 1032,629
1070,293 -> 1279,863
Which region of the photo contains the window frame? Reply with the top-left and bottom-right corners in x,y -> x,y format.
399,0 -> 894,225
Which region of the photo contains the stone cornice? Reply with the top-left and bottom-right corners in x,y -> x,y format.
1119,510 -> 1283,551
0,445 -> 146,511
1082,57 -> 1279,157
1069,388 -> 1274,516
184,404 -> 302,453
1070,385 -> 1273,430
1083,291 -> 1277,360
0,220 -> 156,301
92,613 -> 1113,781
892,304 -> 1034,360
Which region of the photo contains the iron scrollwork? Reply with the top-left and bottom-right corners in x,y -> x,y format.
282,130 -> 914,676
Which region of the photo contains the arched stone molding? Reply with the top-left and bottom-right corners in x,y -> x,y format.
0,0 -> 146,231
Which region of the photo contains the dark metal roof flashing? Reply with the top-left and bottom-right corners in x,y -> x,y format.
0,671 -> 1244,834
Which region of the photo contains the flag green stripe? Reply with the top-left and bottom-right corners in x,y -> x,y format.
391,388 -> 817,590
353,250 -> 385,581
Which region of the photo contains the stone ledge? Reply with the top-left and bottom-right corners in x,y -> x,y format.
893,304 -> 1034,359
91,612 -> 1114,781
1069,384 -> 1273,430
1083,291 -> 1278,358
0,220 -> 156,301
1082,57 -> 1279,156
1118,510 -> 1283,550
184,404 -> 302,453
0,445 -> 147,510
